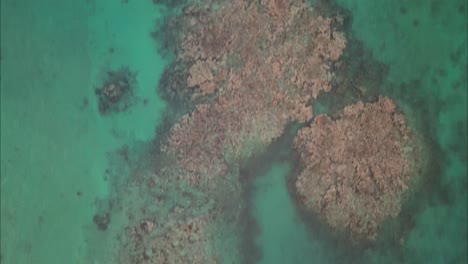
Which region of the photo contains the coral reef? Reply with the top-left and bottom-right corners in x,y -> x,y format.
116,158 -> 243,264
124,211 -> 215,264
177,0 -> 346,100
114,1 -> 432,263
95,67 -> 138,115
93,212 -> 111,231
165,0 -> 346,184
118,0 -> 348,262
117,0 -> 352,262
294,97 -> 420,239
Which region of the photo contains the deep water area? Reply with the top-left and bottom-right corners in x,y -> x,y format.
1,1 -> 466,264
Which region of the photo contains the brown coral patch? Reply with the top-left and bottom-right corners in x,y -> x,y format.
122,0 -> 349,262
294,97 -> 418,239
166,0 -> 347,184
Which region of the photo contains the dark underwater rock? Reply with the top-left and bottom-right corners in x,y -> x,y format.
95,67 -> 138,115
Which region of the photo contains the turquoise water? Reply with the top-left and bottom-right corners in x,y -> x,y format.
1,1 -> 167,263
1,0 -> 466,264
253,163 -> 333,264
334,1 -> 467,262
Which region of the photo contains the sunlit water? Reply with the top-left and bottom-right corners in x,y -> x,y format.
1,0 -> 466,263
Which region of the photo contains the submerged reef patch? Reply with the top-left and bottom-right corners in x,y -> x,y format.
294,97 -> 425,240
118,0 -> 349,263
93,212 -> 111,231
116,156 -> 239,264
111,0 -> 434,263
165,0 -> 347,186
95,67 -> 138,115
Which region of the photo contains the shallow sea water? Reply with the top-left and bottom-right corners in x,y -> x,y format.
1,0 -> 466,264
1,1 -> 167,263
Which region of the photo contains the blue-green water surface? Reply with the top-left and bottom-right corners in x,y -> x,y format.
1,1 -> 167,263
1,0 -> 466,264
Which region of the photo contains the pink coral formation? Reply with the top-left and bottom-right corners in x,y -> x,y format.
115,1 -> 430,262
167,0 -> 346,183
125,212 -> 216,264
117,162 -> 241,263
121,0 -> 349,262
294,97 -> 419,239
178,0 -> 346,100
